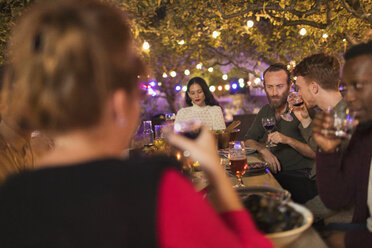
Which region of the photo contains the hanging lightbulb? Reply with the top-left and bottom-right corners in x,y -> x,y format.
212,31 -> 220,38
208,67 -> 214,72
162,73 -> 167,78
222,74 -> 228,80
299,28 -> 307,36
182,86 -> 187,92
142,41 -> 150,50
322,33 -> 328,39
209,85 -> 216,92
217,85 -> 223,91
184,69 -> 190,75
224,84 -> 230,91
247,20 -> 254,28
170,71 -> 177,77
196,63 -> 202,70
254,78 -> 261,85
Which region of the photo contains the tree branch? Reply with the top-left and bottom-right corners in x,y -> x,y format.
340,0 -> 371,24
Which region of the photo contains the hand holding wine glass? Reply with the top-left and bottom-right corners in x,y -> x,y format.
262,116 -> 276,147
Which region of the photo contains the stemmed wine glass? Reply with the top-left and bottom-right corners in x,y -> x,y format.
280,92 -> 304,122
228,141 -> 248,188
262,116 -> 276,147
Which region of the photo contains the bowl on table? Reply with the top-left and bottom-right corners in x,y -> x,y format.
238,187 -> 313,247
266,202 -> 313,247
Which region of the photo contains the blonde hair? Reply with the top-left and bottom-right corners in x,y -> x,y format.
2,0 -> 144,132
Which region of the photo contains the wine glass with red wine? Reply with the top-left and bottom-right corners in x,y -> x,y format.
280,92 -> 304,121
261,116 -> 276,147
174,119 -> 202,140
228,141 -> 248,188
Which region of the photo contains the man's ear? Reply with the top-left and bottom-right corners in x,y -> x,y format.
311,81 -> 319,95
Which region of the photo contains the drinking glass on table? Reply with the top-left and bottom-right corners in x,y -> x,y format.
262,116 -> 276,147
154,125 -> 166,150
228,141 -> 248,188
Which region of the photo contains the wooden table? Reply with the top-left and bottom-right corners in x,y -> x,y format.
193,153 -> 329,248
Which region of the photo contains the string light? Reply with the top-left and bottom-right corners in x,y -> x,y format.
158,82 -> 162,86
212,31 -> 220,38
247,20 -> 254,28
254,78 -> 261,85
184,69 -> 190,75
182,86 -> 187,92
209,85 -> 216,92
208,67 -> 214,72
196,63 -> 202,70
224,84 -> 230,91
178,40 -> 185,45
217,85 -> 223,91
247,81 -> 252,87
299,28 -> 307,36
142,41 -> 150,50
343,38 -> 346,42
170,71 -> 177,77
149,81 -> 156,87
238,78 -> 244,84
231,83 -> 238,90
162,73 -> 168,78
239,81 -> 245,88
222,74 -> 228,80
175,85 -> 181,91
322,33 -> 328,39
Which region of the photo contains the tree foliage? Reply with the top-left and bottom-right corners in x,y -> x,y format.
1,0 -> 371,112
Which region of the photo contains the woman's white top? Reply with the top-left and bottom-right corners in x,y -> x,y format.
367,158 -> 372,232
175,104 -> 226,130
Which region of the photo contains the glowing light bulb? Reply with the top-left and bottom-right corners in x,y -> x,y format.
247,20 -> 254,28
175,85 -> 181,91
142,41 -> 150,50
232,83 -> 238,90
322,33 -> 328,39
212,31 -> 220,38
170,71 -> 177,77
209,85 -> 216,92
299,28 -> 307,36
184,69 -> 190,75
222,74 -> 228,80
196,63 -> 202,70
178,40 -> 185,45
217,85 -> 223,91
182,86 -> 187,92
208,67 -> 214,72
254,78 -> 261,85
224,84 -> 230,91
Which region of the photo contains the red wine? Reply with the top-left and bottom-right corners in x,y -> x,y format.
229,158 -> 248,178
264,124 -> 275,131
293,101 -> 304,107
180,128 -> 201,139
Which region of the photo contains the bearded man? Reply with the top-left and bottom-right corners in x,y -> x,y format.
245,63 -> 316,203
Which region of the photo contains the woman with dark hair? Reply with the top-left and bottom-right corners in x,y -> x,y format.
0,1 -> 272,247
175,77 -> 226,130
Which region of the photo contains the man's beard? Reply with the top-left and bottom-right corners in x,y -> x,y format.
267,91 -> 289,109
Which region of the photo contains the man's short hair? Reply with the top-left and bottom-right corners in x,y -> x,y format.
293,53 -> 340,90
344,40 -> 372,61
263,63 -> 291,85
